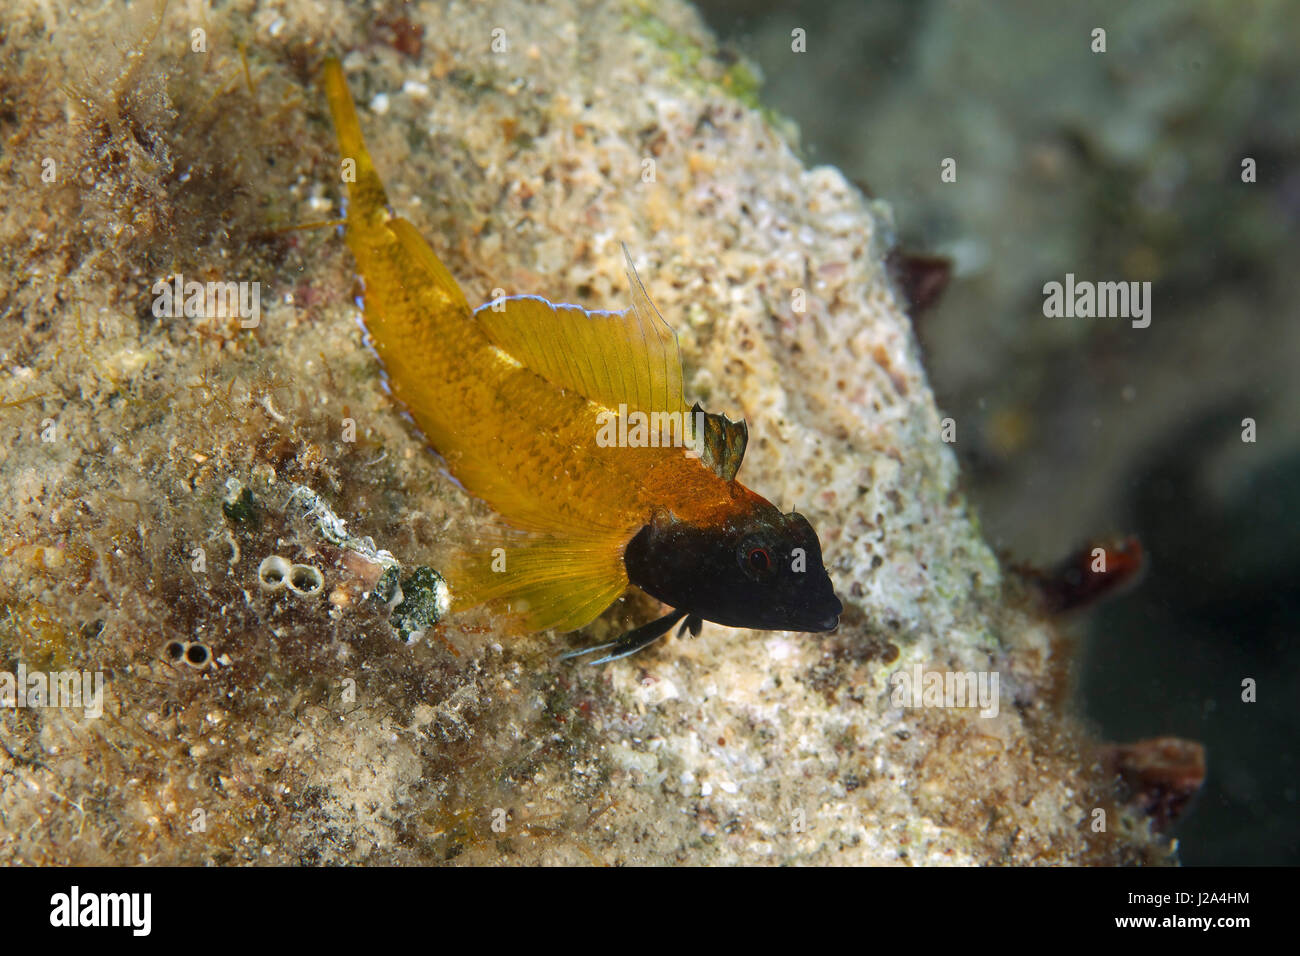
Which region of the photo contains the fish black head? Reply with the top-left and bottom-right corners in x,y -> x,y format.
624,504 -> 843,633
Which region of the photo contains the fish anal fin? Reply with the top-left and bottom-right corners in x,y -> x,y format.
446,532 -> 630,634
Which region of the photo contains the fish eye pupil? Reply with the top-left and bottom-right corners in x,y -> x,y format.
748,547 -> 771,572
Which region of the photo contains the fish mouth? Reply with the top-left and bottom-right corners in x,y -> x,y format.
786,604 -> 841,634
774,614 -> 838,634
811,591 -> 844,632
796,611 -> 839,633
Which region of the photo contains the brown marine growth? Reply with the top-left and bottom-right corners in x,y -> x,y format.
1025,534 -> 1146,614
1102,736 -> 1206,832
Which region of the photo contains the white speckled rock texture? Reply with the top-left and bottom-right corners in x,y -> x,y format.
0,0 -> 1171,864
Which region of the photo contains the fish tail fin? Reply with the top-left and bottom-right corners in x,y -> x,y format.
445,532 -> 630,635
322,57 -> 390,228
322,56 -> 473,394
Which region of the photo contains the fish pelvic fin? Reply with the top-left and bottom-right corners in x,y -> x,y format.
446,531 -> 630,634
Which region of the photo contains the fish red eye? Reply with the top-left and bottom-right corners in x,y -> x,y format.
747,547 -> 771,573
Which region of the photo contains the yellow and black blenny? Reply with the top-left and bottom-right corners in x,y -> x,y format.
323,58 -> 841,662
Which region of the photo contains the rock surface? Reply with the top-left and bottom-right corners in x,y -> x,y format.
0,0 -> 1171,864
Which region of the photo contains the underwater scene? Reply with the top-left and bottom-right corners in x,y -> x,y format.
0,0 -> 1294,892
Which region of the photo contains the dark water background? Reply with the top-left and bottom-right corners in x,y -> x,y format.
697,0 -> 1300,865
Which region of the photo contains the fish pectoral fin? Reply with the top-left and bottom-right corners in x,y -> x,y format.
691,402 -> 749,481
559,608 -> 689,665
447,532 -> 630,635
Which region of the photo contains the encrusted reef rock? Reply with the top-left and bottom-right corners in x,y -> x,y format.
0,0 -> 1173,864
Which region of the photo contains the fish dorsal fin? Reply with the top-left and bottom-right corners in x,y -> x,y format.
473,248 -> 688,415
693,401 -> 749,480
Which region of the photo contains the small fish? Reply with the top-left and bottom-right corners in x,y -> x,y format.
322,58 -> 842,662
